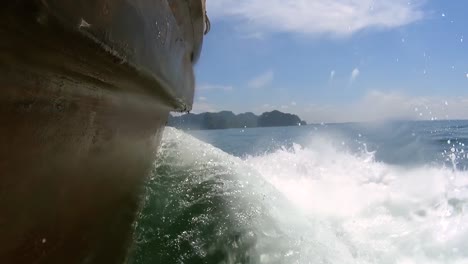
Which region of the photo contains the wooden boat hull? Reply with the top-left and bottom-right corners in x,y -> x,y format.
0,0 -> 205,263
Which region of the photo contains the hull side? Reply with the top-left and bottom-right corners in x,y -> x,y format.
0,0 -> 206,263
0,47 -> 170,264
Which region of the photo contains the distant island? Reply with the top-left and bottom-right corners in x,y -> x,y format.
168,110 -> 307,130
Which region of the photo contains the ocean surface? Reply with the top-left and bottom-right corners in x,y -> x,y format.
129,120 -> 468,264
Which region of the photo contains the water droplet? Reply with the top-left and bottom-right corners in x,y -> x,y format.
442,13 -> 446,17
42,238 -> 47,244
448,140 -> 451,144
78,18 -> 91,29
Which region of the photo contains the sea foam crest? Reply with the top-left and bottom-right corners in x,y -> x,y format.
246,135 -> 468,264
143,128 -> 468,264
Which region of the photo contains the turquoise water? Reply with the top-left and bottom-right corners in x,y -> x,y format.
130,121 -> 468,263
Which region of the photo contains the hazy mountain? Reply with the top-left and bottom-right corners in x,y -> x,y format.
168,110 -> 306,130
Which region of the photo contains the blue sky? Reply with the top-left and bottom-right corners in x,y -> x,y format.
192,0 -> 468,123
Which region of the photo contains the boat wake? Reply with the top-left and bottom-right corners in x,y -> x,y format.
130,127 -> 468,264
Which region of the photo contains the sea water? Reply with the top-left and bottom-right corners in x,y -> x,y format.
129,120 -> 468,264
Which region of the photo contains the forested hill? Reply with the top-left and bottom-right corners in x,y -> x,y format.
168,110 -> 307,130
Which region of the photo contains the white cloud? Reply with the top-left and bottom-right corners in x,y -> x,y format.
350,68 -> 360,83
299,91 -> 468,123
255,103 -> 278,113
241,32 -> 265,40
330,70 -> 336,81
291,101 -> 297,106
207,0 -> 424,37
197,83 -> 233,91
191,97 -> 217,113
248,70 -> 274,89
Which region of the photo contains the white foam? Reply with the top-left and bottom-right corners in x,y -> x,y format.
246,136 -> 468,264
160,128 -> 468,263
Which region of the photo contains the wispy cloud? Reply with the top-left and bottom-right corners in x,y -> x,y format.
350,68 -> 360,83
248,70 -> 274,89
208,0 -> 425,37
299,91 -> 468,123
330,70 -> 336,81
197,83 -> 233,91
191,97 -> 217,113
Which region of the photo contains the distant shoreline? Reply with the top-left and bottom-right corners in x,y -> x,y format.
168,110 -> 307,130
